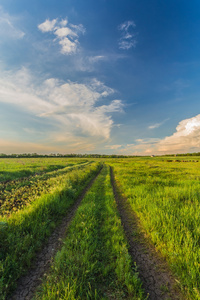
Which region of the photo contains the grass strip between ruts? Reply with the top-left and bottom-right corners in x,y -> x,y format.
0,162 -> 101,300
35,165 -> 145,300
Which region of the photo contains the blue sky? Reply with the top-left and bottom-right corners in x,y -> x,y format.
1,0 -> 200,154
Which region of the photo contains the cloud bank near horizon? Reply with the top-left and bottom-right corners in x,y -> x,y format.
116,114 -> 200,155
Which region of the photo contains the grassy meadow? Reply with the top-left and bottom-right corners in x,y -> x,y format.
0,159 -> 101,299
35,165 -> 144,299
0,156 -> 199,299
110,157 -> 200,299
0,157 -> 88,182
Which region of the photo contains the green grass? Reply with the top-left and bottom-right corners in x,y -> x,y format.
0,162 -> 101,299
109,158 -> 200,300
0,160 -> 92,215
1,156 -> 199,299
35,165 -> 144,300
0,157 -> 89,182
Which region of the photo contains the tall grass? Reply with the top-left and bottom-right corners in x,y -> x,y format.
0,157 -> 89,182
0,162 -> 101,299
35,165 -> 144,300
110,158 -> 200,300
0,160 -> 92,215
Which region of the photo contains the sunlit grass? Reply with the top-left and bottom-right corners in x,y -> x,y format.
0,157 -> 89,182
1,156 -> 199,299
36,165 -> 144,300
110,158 -> 200,300
0,162 -> 101,299
0,160 -> 92,215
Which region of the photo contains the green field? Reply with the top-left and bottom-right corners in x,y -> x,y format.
110,157 -> 200,300
0,157 -> 89,182
35,165 -> 143,299
0,157 -> 199,299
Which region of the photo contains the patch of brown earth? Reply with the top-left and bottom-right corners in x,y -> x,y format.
110,167 -> 184,300
10,167 -> 103,300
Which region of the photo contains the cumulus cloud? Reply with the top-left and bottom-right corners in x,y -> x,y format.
38,18 -> 85,54
157,115 -> 200,153
120,115 -> 200,155
55,27 -> 77,38
0,7 -> 25,40
118,20 -> 137,50
58,37 -> 78,54
0,67 -> 123,149
38,19 -> 57,32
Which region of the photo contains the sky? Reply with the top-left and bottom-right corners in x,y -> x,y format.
1,0 -> 200,155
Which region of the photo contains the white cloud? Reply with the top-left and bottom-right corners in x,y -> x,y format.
135,138 -> 160,144
117,138 -> 161,155
60,19 -> 68,27
38,18 -> 85,55
97,100 -> 123,114
120,115 -> 200,155
157,115 -> 200,153
119,40 -> 137,50
119,21 -> 136,31
90,78 -> 115,95
0,67 -> 123,147
70,24 -> 85,34
148,123 -> 161,129
148,118 -> 169,129
55,27 -> 77,38
118,20 -> 137,50
38,18 -> 57,32
59,37 -> 78,54
0,7 -> 25,40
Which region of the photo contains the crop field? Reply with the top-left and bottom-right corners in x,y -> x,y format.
0,157 -> 199,299
0,157 -> 89,182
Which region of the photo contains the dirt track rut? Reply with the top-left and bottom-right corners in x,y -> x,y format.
10,167 -> 102,300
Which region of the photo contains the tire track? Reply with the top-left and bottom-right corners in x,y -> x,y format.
110,166 -> 184,300
10,166 -> 103,300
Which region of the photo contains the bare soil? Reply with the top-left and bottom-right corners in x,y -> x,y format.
110,167 -> 184,300
10,167 -> 102,300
